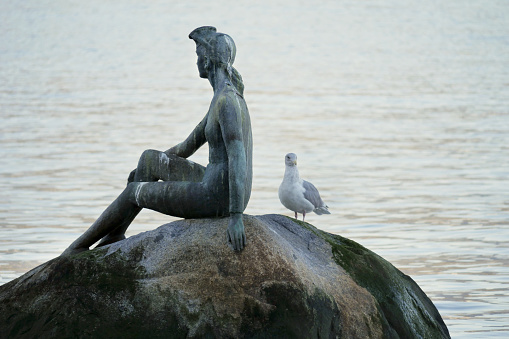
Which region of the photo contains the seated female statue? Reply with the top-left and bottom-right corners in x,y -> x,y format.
62,26 -> 252,255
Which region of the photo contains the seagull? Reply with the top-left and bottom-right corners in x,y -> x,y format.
278,153 -> 331,221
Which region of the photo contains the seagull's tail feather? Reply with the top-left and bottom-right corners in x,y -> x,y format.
313,206 -> 331,215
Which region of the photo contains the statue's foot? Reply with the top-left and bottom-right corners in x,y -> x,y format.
60,246 -> 88,257
96,234 -> 126,248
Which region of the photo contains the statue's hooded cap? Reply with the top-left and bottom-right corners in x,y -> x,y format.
189,26 -> 244,95
189,26 -> 237,71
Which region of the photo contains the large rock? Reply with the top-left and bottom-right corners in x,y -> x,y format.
0,214 -> 449,338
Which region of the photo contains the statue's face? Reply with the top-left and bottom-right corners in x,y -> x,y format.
196,45 -> 209,79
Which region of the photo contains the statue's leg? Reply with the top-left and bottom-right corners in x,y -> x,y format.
62,150 -> 205,256
95,150 -> 205,247
94,206 -> 141,247
132,149 -> 206,183
61,187 -> 138,256
124,151 -> 227,218
128,180 -> 228,219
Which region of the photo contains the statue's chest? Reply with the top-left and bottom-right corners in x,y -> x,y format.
204,110 -> 222,145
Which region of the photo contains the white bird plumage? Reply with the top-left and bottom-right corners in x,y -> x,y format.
278,153 -> 331,221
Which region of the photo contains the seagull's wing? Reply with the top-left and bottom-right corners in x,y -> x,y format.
302,180 -> 324,209
303,180 -> 331,215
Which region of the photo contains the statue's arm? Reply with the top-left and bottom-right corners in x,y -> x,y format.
219,96 -> 247,250
219,97 -> 246,214
165,115 -> 207,158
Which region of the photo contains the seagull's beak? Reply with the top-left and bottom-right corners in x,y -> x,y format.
293,160 -> 297,166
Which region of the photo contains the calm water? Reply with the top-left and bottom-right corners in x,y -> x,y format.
1,0 -> 509,337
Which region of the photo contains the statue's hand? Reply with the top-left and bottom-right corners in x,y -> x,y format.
226,213 -> 246,251
127,169 -> 137,183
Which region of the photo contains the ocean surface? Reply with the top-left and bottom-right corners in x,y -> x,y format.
1,0 -> 508,337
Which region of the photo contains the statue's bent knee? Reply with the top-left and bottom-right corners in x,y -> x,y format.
140,149 -> 161,162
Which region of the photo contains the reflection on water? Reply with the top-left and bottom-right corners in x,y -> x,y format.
1,0 -> 509,337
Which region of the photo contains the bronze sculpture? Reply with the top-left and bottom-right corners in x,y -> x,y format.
62,26 -> 252,255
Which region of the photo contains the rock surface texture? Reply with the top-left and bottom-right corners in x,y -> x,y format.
0,214 -> 450,338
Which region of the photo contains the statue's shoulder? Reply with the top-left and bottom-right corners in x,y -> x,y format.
224,81 -> 244,99
214,85 -> 242,108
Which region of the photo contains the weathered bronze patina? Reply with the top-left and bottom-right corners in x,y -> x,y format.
62,26 -> 252,255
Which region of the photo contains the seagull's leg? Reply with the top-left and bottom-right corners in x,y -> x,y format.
294,211 -> 297,219
303,211 -> 306,221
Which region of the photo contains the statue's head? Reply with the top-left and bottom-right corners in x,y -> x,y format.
189,26 -> 244,95
189,26 -> 236,71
